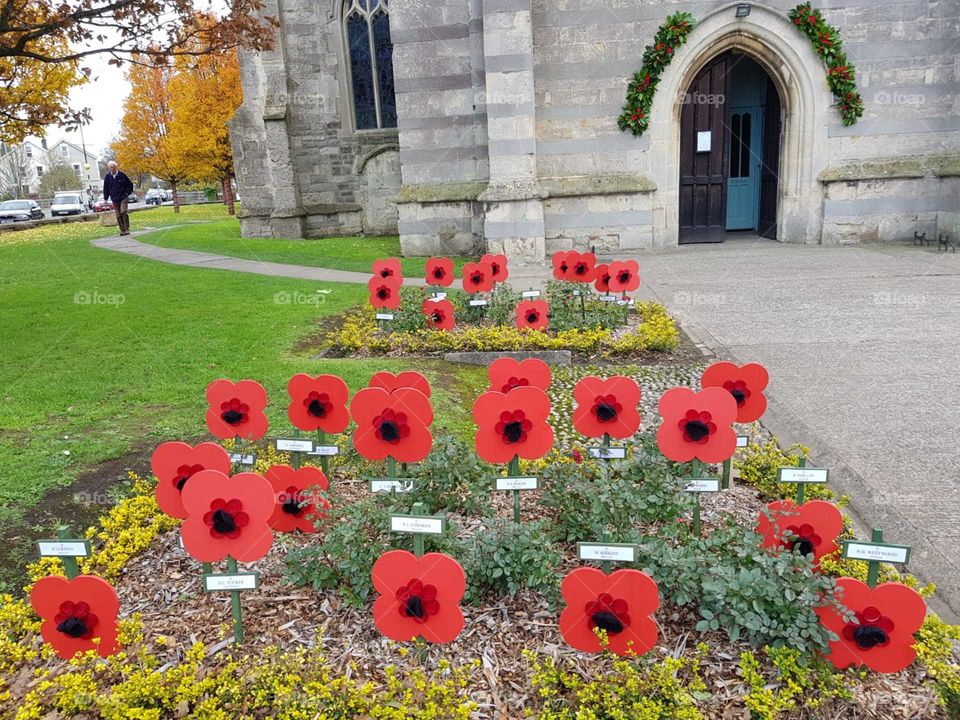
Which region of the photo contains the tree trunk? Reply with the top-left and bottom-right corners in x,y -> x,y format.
172,181 -> 180,214
223,175 -> 235,216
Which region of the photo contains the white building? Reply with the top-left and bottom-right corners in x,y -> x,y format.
0,139 -> 101,197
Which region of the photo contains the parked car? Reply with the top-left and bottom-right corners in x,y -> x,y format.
50,192 -> 86,216
128,193 -> 139,203
94,198 -> 113,212
144,189 -> 165,206
0,199 -> 44,223
163,189 -> 173,201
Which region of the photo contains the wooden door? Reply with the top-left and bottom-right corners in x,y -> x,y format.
679,56 -> 727,244
758,75 -> 781,239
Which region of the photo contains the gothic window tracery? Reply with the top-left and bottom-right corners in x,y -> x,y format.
343,0 -> 397,130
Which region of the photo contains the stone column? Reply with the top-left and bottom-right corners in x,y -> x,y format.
480,0 -> 545,266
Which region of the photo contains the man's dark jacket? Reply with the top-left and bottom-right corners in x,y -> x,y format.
103,171 -> 134,204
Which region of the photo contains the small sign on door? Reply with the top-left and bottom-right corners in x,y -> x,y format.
696,130 -> 711,153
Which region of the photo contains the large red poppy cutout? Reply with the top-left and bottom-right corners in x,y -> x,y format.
656,387 -> 738,463
515,299 -> 549,330
480,253 -> 509,283
816,579 -> 926,673
350,387 -> 433,463
180,470 -> 274,563
607,260 -> 640,293
423,299 -> 455,330
371,550 -> 466,644
372,258 -> 402,281
369,370 -> 432,398
265,465 -> 329,534
461,261 -> 494,294
287,373 -> 350,434
368,275 -> 402,310
757,500 -> 843,565
573,376 -> 641,440
151,441 -> 232,519
559,567 -> 659,656
474,386 -> 554,464
554,251 -> 597,282
488,357 -> 551,394
594,264 -> 612,293
424,257 -> 454,287
700,361 -> 769,423
31,575 -> 120,659
205,379 -> 269,441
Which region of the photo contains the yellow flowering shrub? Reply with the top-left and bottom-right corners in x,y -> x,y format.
739,646 -> 853,719
915,613 -> 960,716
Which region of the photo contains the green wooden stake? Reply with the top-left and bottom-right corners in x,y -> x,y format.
690,459 -> 703,536
721,457 -> 732,490
412,502 -> 426,558
202,561 -> 213,574
315,430 -> 330,475
600,530 -> 613,575
57,526 -> 80,580
579,291 -> 586,323
226,556 -> 243,643
387,456 -> 397,479
795,456 -> 807,505
866,528 -> 883,588
508,455 -> 521,524
291,428 -> 302,470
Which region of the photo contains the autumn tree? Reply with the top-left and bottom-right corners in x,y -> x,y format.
168,21 -> 243,215
112,59 -> 191,212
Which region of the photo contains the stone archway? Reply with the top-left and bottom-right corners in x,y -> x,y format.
646,3 -> 835,247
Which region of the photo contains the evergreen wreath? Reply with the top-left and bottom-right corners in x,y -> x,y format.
618,12 -> 695,137
789,3 -> 863,125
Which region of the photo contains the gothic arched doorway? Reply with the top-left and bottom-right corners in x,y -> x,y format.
678,52 -> 782,244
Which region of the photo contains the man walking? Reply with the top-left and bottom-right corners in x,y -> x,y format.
102,161 -> 134,235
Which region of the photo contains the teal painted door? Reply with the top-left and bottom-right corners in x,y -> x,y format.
725,106 -> 763,230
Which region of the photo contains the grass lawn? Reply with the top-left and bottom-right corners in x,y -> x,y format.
139,219 -> 475,275
0,204 -> 483,589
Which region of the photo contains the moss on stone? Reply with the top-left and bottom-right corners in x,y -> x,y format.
818,154 -> 960,182
541,174 -> 656,197
395,181 -> 487,204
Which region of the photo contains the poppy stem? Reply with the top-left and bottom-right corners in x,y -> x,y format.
795,456 -> 807,505
316,430 -> 329,475
866,528 -> 883,588
387,456 -> 396,479
579,291 -> 586,323
721,457 -> 732,490
227,556 -> 243,643
508,455 -> 521,524
292,428 -> 301,470
412,502 -> 426,558
690,459 -> 703,536
56,526 -> 80,580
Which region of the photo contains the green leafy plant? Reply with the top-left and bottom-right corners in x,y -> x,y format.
463,519 -> 563,605
915,613 -> 960,717
739,645 -> 853,719
403,435 -> 494,516
545,280 -> 628,331
735,439 -> 836,501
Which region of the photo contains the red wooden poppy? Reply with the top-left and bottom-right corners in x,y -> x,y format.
461,261 -> 494,294
515,299 -> 549,330
371,550 -> 466,643
369,370 -> 432,398
205,379 -> 269,441
287,373 -> 350,434
30,575 -> 120,659
607,260 -> 640,293
557,251 -> 597,282
151,441 -> 232,519
372,258 -> 402,280
594,263 -> 612,293
350,387 -> 433,463
424,257 -> 454,287
474,386 -> 554,464
552,250 -> 572,281
816,579 -> 926,673
265,465 -> 329,534
180,470 -> 275,562
368,275 -> 402,310
481,253 -> 509,283
757,499 -> 843,565
422,299 -> 455,330
487,357 -> 551,393
559,567 -> 659,656
573,376 -> 641,440
655,387 -> 738,463
700,361 -> 769,423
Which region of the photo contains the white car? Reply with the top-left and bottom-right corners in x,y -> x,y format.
50,192 -> 86,216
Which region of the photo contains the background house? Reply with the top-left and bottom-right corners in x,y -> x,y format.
0,138 -> 102,198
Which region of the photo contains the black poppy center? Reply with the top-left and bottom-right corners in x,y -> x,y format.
380,420 -> 400,442
57,617 -> 88,638
853,625 -> 889,649
470,271 -> 483,285
405,595 -> 425,619
282,490 -> 304,516
212,509 -> 237,534
560,263 -> 569,273
684,420 -> 710,441
526,311 -> 539,324
618,271 -> 631,283
433,267 -> 444,279
575,263 -> 587,275
591,611 -> 624,634
596,402 -> 618,422
791,538 -> 815,557
432,312 -> 443,323
503,421 -> 524,443
380,270 -> 391,278
175,475 -> 190,491
377,287 -> 389,300
308,399 -> 327,417
730,388 -> 746,406
222,409 -> 244,425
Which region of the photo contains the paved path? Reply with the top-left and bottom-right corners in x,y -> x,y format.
635,238 -> 960,620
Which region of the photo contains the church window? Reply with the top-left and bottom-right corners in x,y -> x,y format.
344,0 -> 397,130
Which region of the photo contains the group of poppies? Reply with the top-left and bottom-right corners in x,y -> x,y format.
29,359 -> 927,674
367,251 -> 643,333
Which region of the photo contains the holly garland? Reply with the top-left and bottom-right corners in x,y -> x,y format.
618,12 -> 695,137
789,3 -> 863,126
